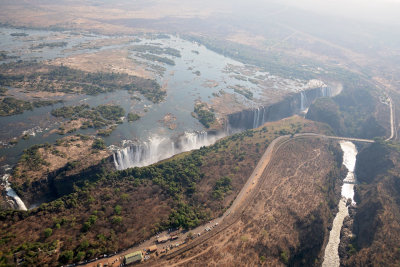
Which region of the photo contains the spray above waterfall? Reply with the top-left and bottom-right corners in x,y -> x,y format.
114,85 -> 332,170
113,131 -> 225,170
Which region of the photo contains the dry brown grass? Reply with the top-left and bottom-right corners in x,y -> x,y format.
48,49 -> 152,79
162,137 -> 342,266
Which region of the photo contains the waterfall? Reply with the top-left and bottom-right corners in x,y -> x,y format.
253,107 -> 261,128
113,131 -> 226,170
2,173 -> 27,211
179,131 -> 210,151
250,106 -> 270,129
300,91 -> 308,111
320,86 -> 332,97
114,86 -> 333,170
113,136 -> 172,169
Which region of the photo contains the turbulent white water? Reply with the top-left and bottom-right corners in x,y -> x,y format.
300,91 -> 308,111
2,173 -> 27,211
113,131 -> 225,170
340,141 -> 357,203
322,141 -> 358,267
320,86 -> 332,98
114,86 -> 334,170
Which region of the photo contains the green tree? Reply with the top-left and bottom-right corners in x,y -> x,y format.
114,205 -> 122,215
92,138 -> 106,150
112,216 -> 123,224
44,228 -> 53,238
59,250 -> 74,263
75,251 -> 85,261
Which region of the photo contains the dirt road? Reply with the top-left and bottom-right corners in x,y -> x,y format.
83,134 -> 373,267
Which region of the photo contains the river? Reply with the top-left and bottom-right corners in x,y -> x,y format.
322,141 -> 358,267
0,26 -> 329,209
0,26 -> 317,167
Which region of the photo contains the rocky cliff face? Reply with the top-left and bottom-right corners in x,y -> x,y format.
13,156 -> 115,207
306,86 -> 388,139
340,142 -> 400,266
228,87 -> 327,130
306,97 -> 345,135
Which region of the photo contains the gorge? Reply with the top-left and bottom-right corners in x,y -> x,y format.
113,86 -> 332,170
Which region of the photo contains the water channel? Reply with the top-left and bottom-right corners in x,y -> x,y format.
322,141 -> 358,267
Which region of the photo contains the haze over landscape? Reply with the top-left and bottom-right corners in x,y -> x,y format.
0,0 -> 399,266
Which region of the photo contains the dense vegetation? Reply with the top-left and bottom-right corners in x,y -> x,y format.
193,103 -> 216,128
19,144 -> 50,171
31,41 -> 68,49
232,86 -> 253,100
0,97 -> 62,116
136,53 -> 175,66
130,45 -> 181,57
92,138 -> 106,150
127,112 -> 140,122
0,117 -> 330,266
51,104 -> 125,132
212,176 -> 232,200
0,61 -> 165,103
10,33 -> 29,37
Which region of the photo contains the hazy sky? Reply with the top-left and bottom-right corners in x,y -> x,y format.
200,0 -> 400,25
280,0 -> 400,25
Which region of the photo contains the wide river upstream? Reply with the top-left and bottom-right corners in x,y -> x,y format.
0,26 -> 313,167
0,26 -> 329,209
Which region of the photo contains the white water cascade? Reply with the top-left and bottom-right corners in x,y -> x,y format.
252,107 -> 266,129
322,141 -> 358,267
2,173 -> 27,211
114,86 -> 333,170
320,86 -> 332,97
113,131 -> 225,170
300,91 -> 308,111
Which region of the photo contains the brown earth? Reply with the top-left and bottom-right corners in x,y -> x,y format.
160,113 -> 177,130
0,0 -> 217,35
49,48 -> 152,79
211,92 -> 246,116
157,136 -> 344,267
46,118 -> 86,136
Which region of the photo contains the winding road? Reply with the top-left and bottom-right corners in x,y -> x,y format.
84,133 -> 375,267
143,133 -> 374,266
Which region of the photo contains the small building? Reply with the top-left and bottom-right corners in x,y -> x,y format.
157,236 -> 170,243
147,245 -> 158,253
124,251 -> 143,265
